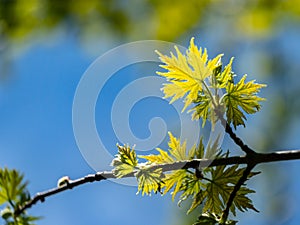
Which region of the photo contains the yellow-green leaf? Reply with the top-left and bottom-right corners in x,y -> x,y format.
223,75 -> 266,128
190,94 -> 211,127
111,144 -> 138,178
139,148 -> 173,164
139,132 -> 191,164
163,170 -> 188,200
215,57 -> 235,88
203,165 -> 258,215
156,37 -> 222,111
136,168 -> 164,196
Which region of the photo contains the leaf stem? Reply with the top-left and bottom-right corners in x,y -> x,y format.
201,80 -> 218,109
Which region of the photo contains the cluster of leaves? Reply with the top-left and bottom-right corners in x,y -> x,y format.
112,38 -> 266,224
156,37 -> 266,128
112,133 -> 258,222
0,168 -> 39,225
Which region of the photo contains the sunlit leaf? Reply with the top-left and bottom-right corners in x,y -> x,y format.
139,148 -> 173,164
156,38 -> 222,112
215,57 -> 235,88
138,132 -> 208,202
178,173 -> 206,214
203,165 -> 259,215
190,93 -> 211,127
0,168 -> 28,205
163,170 -> 188,200
111,144 -> 138,178
0,168 -> 40,225
139,132 -> 191,163
204,135 -> 222,159
188,137 -> 204,159
136,168 -> 164,196
223,75 -> 266,128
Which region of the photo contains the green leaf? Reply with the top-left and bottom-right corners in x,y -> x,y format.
215,57 -> 235,88
203,165 -> 258,216
223,75 -> 266,128
205,135 -> 222,159
111,144 -> 138,178
139,148 -> 173,164
139,132 -> 211,203
139,132 -> 191,163
188,136 -> 205,159
190,93 -> 212,127
187,191 -> 206,214
135,168 -> 164,196
0,168 -> 28,205
156,37 -> 223,111
156,37 -> 266,129
230,186 -> 259,216
178,173 -> 206,214
204,182 -> 224,214
169,132 -> 190,161
163,170 -> 188,200
138,133 -> 207,198
0,168 -> 41,225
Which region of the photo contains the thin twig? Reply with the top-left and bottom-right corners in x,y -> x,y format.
15,149 -> 300,216
217,114 -> 255,155
217,114 -> 257,223
220,163 -> 255,224
15,172 -> 111,215
224,122 -> 255,154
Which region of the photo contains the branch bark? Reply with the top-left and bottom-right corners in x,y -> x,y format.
15,149 -> 300,216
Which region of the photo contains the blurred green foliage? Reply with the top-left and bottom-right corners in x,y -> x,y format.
1,0 -> 300,80
0,0 -> 300,44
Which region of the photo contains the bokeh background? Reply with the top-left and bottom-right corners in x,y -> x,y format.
1,0 -> 300,224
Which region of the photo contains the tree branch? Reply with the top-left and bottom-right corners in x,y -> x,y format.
15,149 -> 300,217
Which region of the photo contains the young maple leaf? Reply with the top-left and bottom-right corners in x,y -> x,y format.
135,168 -> 164,196
190,93 -> 212,126
203,165 -> 259,215
111,144 -> 138,178
139,132 -> 190,163
215,57 -> 235,89
222,75 -> 266,128
139,132 -> 203,199
156,37 -> 223,112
